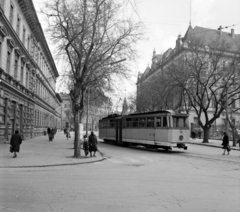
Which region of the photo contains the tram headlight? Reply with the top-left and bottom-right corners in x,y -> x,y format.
179,135 -> 184,141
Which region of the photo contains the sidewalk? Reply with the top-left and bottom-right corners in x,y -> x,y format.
0,132 -> 104,168
190,138 -> 240,151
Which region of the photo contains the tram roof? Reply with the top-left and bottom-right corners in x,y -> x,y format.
101,110 -> 188,120
127,110 -> 184,116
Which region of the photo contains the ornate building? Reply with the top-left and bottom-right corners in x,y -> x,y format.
137,25 -> 240,132
0,0 -> 61,143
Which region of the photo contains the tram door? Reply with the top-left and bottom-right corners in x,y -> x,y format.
115,118 -> 122,144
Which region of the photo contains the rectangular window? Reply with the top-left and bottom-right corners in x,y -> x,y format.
146,117 -> 154,128
6,51 -> 11,73
122,119 -> 126,128
9,3 -> 14,25
26,70 -> 29,88
14,56 -> 18,79
156,117 -> 162,127
110,119 -> 116,128
20,60 -> 24,84
163,117 -> 167,127
132,118 -> 138,128
27,35 -> 30,51
173,117 -> 188,128
126,118 -> 132,128
139,117 -> 146,128
16,14 -> 20,35
22,26 -> 26,45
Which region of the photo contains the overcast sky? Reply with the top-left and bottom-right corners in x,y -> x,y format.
33,0 -> 240,102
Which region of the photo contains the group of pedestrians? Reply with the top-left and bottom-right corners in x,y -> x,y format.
82,131 -> 104,158
47,127 -> 57,141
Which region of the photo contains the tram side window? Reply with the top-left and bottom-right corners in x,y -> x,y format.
122,119 -> 126,128
147,117 -> 154,127
156,117 -> 162,127
132,118 -> 138,127
139,117 -> 146,127
110,120 -> 116,128
126,118 -> 132,128
163,117 -> 167,127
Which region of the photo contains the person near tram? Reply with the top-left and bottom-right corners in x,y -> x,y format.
222,132 -> 231,155
88,131 -> 98,157
83,135 -> 89,156
10,130 -> 22,158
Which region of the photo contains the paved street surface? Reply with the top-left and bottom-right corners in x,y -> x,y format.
0,133 -> 239,212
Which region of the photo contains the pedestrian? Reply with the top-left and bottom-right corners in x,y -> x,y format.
88,131 -> 98,157
198,129 -> 202,139
50,128 -> 55,141
83,135 -> 89,157
10,130 -> 22,158
47,127 -> 51,141
222,132 -> 231,155
236,137 -> 240,149
66,128 -> 70,140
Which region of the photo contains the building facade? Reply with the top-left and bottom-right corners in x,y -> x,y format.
0,0 -> 61,143
137,25 -> 240,132
59,92 -> 110,133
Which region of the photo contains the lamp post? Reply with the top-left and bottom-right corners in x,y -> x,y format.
225,84 -> 229,136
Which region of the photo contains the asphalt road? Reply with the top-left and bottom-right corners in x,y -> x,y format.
0,142 -> 239,212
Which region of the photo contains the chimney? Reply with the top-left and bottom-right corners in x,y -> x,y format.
218,26 -> 222,35
231,28 -> 235,38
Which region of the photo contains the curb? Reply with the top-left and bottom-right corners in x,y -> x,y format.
0,157 -> 107,169
190,142 -> 240,151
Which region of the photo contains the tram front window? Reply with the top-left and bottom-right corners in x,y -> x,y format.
173,117 -> 188,128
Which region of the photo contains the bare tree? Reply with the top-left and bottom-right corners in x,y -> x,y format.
43,0 -> 143,157
167,36 -> 240,143
136,73 -> 182,112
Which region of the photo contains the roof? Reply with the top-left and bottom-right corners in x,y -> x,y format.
183,26 -> 240,53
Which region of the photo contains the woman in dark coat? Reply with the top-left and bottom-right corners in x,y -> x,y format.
88,131 -> 98,157
10,130 -> 22,158
47,127 -> 51,141
222,132 -> 230,155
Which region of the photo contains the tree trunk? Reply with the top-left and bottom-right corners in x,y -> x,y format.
230,125 -> 236,147
73,112 -> 81,158
202,127 -> 210,143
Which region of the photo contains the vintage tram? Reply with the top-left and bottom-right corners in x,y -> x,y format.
99,110 -> 189,151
